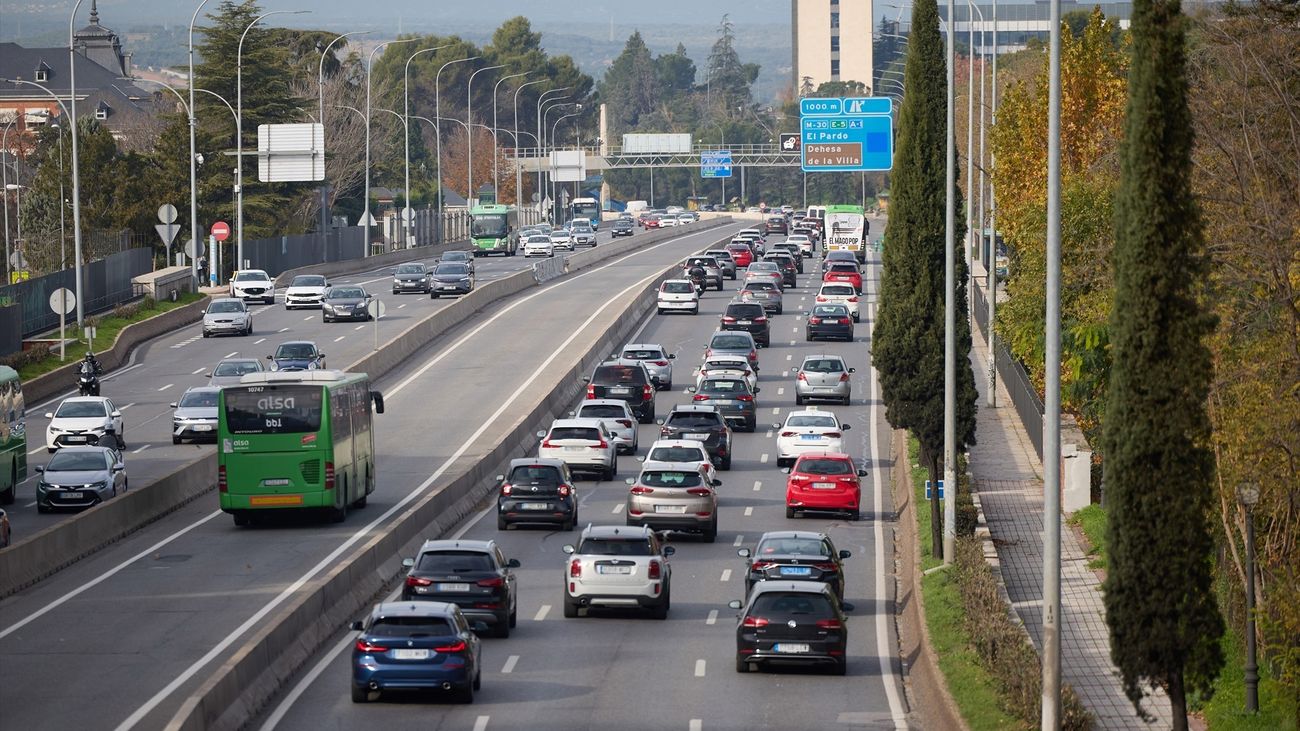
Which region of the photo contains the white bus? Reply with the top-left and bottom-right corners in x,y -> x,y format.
824,205 -> 868,263
571,198 -> 601,229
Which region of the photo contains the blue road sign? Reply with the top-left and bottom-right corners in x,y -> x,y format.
701,150 -> 733,179
800,97 -> 894,172
925,479 -> 946,500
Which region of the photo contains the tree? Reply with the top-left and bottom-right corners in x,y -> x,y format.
872,0 -> 977,559
600,32 -> 660,136
705,15 -> 759,115
1102,0 -> 1225,726
656,44 -> 697,96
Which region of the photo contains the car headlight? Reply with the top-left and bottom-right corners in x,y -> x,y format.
393,278 -> 401,284
322,303 -> 335,312
90,481 -> 108,491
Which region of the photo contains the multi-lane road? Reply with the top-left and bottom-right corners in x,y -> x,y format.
0,223 -> 769,730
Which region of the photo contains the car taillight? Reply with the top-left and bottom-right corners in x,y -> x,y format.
558,484 -> 572,497
741,616 -> 770,628
630,485 -> 654,495
570,559 -> 582,577
405,576 -> 433,587
748,350 -> 757,361
586,384 -> 596,398
848,296 -> 858,303
809,317 -> 822,325
660,427 -> 671,436
324,461 -> 335,491
840,373 -> 851,382
355,639 -> 388,653
218,466 -> 227,493
813,562 -> 840,572
692,394 -> 710,402
434,640 -> 467,653
841,318 -> 852,325
541,439 -> 555,449
780,431 -> 797,437
790,473 -> 809,481
754,316 -> 767,323
737,394 -> 753,402
750,561 -> 776,570
653,360 -> 670,366
797,372 -> 808,381
648,560 -> 662,579
476,576 -> 504,588
815,618 -> 843,630
643,384 -> 653,399
501,482 -> 513,496
825,431 -> 842,438
722,316 -> 736,323
617,419 -> 633,428
686,487 -> 713,496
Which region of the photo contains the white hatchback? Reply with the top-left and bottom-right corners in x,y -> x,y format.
774,408 -> 853,467
524,234 -> 555,258
45,396 -> 125,452
639,440 -> 719,486
816,282 -> 861,322
657,279 -> 699,315
572,399 -> 639,455
283,274 -> 328,309
538,418 -> 618,480
694,355 -> 758,392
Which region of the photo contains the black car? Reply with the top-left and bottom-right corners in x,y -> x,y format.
392,263 -> 432,294
729,580 -> 852,675
806,304 -> 855,342
610,218 -> 635,237
764,215 -> 789,235
658,405 -> 734,470
267,340 -> 325,371
496,458 -> 579,531
720,301 -> 770,347
738,530 -> 852,599
322,285 -> 373,322
430,262 -> 474,297
763,253 -> 799,287
584,360 -> 657,424
770,243 -> 804,273
400,539 -> 521,638
440,250 -> 476,274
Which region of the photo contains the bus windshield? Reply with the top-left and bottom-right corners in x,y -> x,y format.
471,214 -> 509,238
224,385 -> 323,434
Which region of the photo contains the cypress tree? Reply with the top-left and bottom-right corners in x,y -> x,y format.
1102,0 -> 1223,726
872,0 -> 978,557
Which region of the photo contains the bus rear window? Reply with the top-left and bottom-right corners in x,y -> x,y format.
224,385 -> 323,434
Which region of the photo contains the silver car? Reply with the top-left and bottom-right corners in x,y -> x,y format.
705,330 -> 759,370
705,249 -> 737,280
170,386 -> 220,444
618,343 -> 675,390
738,279 -> 784,315
570,222 -> 596,247
207,358 -> 264,388
35,446 -> 127,513
202,298 -> 252,338
795,354 -> 856,405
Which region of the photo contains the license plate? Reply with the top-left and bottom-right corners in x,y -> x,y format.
780,566 -> 813,576
598,565 -> 632,574
685,433 -> 710,441
520,502 -> 550,510
440,285 -> 458,290
609,387 -> 632,395
391,649 -> 430,660
436,583 -> 471,592
774,643 -> 811,653
799,434 -> 822,441
263,478 -> 291,486
654,504 -> 687,514
714,399 -> 735,405
564,446 -> 587,452
737,320 -> 751,325
65,436 -> 87,442
59,491 -> 84,499
812,482 -> 837,490
192,424 -> 213,432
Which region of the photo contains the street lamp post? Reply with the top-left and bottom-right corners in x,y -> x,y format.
987,0 -> 1000,407
362,39 -> 418,256
434,55 -> 480,240
402,45 -> 451,246
52,123 -> 66,268
513,79 -> 548,207
466,63 -> 505,206
188,0 -> 217,289
550,107 -> 582,222
193,88 -> 237,284
2,122 -> 15,282
943,0 -> 958,566
1238,482 -> 1261,713
535,88 -> 570,217
237,9 -> 308,270
542,101 -> 576,222
492,71 -> 528,202
67,0 -> 88,325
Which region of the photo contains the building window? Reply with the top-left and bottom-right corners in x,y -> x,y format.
831,35 -> 840,52
830,12 -> 840,28
35,70 -> 48,82
831,59 -> 841,78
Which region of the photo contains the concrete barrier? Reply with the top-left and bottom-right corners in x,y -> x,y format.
166,226 -> 740,731
272,241 -> 472,288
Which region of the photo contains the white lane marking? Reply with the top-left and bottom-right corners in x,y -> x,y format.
720,569 -> 732,582
191,367 -> 206,375
690,720 -> 703,731
533,605 -> 550,622
694,659 -> 706,677
131,444 -> 150,454
744,507 -> 754,517
397,303 -> 407,309
24,500 -> 36,507
302,316 -> 312,321
866,301 -> 910,728
225,351 -> 239,359
753,480 -> 762,491
760,453 -> 769,464
789,340 -> 796,345
733,534 -> 744,546
782,370 -> 789,377
0,511 -> 223,640
793,327 -> 799,332
333,336 -> 345,342
801,296 -> 807,301
26,445 -> 46,456
120,403 -> 135,410
277,327 -> 290,333
353,325 -> 365,331
611,503 -> 624,514
706,610 -> 718,626
786,354 -> 792,360
777,387 -> 785,395
254,338 -> 266,344
772,407 -> 780,415
157,383 -> 173,392
257,502 -> 497,731
136,227 -> 737,731
472,716 -> 490,731
765,430 -> 774,438
501,655 -> 519,674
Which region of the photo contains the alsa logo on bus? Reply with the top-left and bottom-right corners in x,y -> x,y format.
257,395 -> 296,410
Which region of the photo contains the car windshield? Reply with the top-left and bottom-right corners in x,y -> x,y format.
369,616 -> 454,637
666,413 -> 721,429
622,349 -> 663,360
706,251 -> 732,261
213,361 -> 260,377
803,358 -> 846,373
234,271 -> 269,282
758,537 -> 831,556
549,427 -> 601,441
579,538 -> 652,556
786,414 -> 839,428
528,236 -> 550,243
798,458 -> 853,475
290,275 -> 325,287
593,365 -> 646,385
396,264 -> 425,274
822,285 -> 855,297
727,305 -> 765,318
46,450 -> 109,471
55,401 -> 106,418
813,305 -> 849,316
327,288 -> 365,299
179,391 -> 218,408
640,471 -> 704,488
751,592 -> 835,619
434,264 -> 469,275
748,263 -> 777,272
702,379 -> 746,393
663,281 -> 695,293
442,251 -> 470,261
648,446 -> 707,462
710,335 -> 752,350
275,344 -> 316,359
508,465 -> 563,484
743,281 -> 777,292
415,551 -> 495,573
208,301 -> 245,314
578,404 -> 627,419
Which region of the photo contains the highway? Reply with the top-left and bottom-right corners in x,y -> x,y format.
0,223 -> 746,730
253,224 -> 910,731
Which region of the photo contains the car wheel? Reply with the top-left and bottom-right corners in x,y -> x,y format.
832,657 -> 848,676
657,308 -> 664,315
497,515 -> 509,531
786,506 -> 797,519
431,293 -> 439,299
776,306 -> 784,315
795,394 -> 805,406
351,685 -> 370,703
736,656 -> 751,673
457,682 -> 475,704
172,435 -> 181,445
493,615 -> 511,638
202,332 -> 210,338
848,509 -> 860,521
853,314 -> 860,323
509,604 -> 518,628
703,518 -> 718,543
37,502 -> 51,514
473,669 -> 482,691
563,594 -> 581,618
720,455 -> 732,471
842,395 -> 852,406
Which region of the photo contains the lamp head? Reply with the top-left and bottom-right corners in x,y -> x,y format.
1237,482 -> 1260,507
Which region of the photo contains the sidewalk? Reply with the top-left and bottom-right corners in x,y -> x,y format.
966,262 -> 1172,730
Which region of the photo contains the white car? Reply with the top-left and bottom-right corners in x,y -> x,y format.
694,355 -> 758,392
656,279 -> 699,315
229,269 -> 275,304
659,216 -> 679,227
45,396 -> 125,452
549,228 -> 574,251
570,224 -> 596,247
572,399 -> 639,455
538,418 -> 618,480
639,440 -> 719,486
816,282 -> 861,322
283,274 -> 328,309
524,234 -> 555,258
562,524 -> 674,619
774,408 -> 853,467
787,234 -> 814,257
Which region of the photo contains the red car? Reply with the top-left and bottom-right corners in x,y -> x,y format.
727,244 -> 754,267
822,263 -> 863,293
785,453 -> 866,520
643,214 -> 662,229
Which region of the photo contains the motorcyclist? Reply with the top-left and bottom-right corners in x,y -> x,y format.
78,352 -> 103,396
686,260 -> 707,293
82,351 -> 103,375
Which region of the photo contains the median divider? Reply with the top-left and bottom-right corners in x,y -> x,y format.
0,219 -> 732,598
166,226 -> 739,731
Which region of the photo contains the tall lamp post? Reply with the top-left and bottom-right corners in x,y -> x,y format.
512,79 -> 548,207
534,88 -> 570,215
193,87 -> 237,284
550,107 -> 582,222
402,44 -> 451,246
943,0 -> 958,566
541,100 -> 576,222
188,0 -> 218,289
491,71 -> 528,202
1238,482 -> 1261,713
362,38 -> 417,255
237,9 -> 308,270
1,122 -> 13,282
466,63 -> 505,205
986,0 -> 1000,407
433,54 -> 479,238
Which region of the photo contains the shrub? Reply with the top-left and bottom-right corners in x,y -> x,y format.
0,342 -> 52,370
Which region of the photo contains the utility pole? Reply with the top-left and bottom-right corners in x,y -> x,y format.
943,0 -> 958,565
987,0 -> 999,407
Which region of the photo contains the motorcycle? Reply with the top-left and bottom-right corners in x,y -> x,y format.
687,267 -> 706,295
77,362 -> 101,396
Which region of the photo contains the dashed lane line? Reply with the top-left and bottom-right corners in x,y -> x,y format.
705,610 -> 718,626
157,383 -> 173,391
720,569 -> 732,582
533,605 -> 550,622
132,444 -> 150,454
694,659 -> 706,677
501,655 -> 519,674
753,480 -> 762,491
733,534 -> 744,546
744,507 -> 754,517
333,336 -> 345,342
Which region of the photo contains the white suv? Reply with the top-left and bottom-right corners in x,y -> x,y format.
562,524 -> 675,619
774,408 -> 853,467
572,399 -> 639,455
537,418 -> 618,480
816,282 -> 861,322
657,279 -> 699,315
229,269 -> 276,304
640,440 -> 718,486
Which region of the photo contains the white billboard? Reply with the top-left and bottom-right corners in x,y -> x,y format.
622,133 -> 692,154
257,123 -> 324,182
551,149 -> 586,182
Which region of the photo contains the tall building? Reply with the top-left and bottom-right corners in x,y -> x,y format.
792,0 -> 875,97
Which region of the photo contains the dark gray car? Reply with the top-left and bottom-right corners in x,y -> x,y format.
321,285 -> 373,322
207,358 -> 265,388
430,262 -> 475,298
392,263 -> 432,294
35,446 -> 127,512
440,250 -> 476,273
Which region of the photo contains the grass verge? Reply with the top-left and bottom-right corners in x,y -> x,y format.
1067,503 -> 1109,570
1199,627 -> 1295,730
909,435 -> 942,571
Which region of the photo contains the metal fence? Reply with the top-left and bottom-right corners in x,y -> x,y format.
1,247 -> 153,341
239,227 -> 366,278
972,279 -> 1045,462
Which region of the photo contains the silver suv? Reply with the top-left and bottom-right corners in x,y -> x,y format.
795,354 -> 855,405
618,343 -> 675,390
562,525 -> 675,619
625,462 -> 721,541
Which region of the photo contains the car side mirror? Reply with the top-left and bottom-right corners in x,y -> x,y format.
781,467 -> 791,474
857,469 -> 868,477
625,477 -> 636,485
727,599 -> 743,610
536,430 -> 547,439
568,410 -> 576,417
265,355 -> 273,360
350,620 -> 364,631
737,547 -> 751,558
839,549 -> 852,559
848,367 -> 857,373
685,386 -> 696,393
655,419 -> 664,426
35,466 -> 44,473
494,474 -> 505,484
506,558 -> 521,569
581,376 -> 591,384
401,557 -> 415,569
754,387 -> 761,393
111,410 -> 122,418
635,456 -> 645,463
113,462 -> 125,471
771,423 -> 781,430
668,354 -> 676,360
662,546 -> 676,557
841,424 -> 852,431
318,353 -> 325,359
169,403 -> 178,409
562,544 -> 575,555
371,391 -> 385,414
45,412 -> 54,419
204,373 -> 212,378
841,602 -> 856,613
712,479 -> 722,487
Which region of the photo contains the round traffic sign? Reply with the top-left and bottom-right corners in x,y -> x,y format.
366,299 -> 387,319
50,288 -> 76,315
185,238 -> 205,259
157,203 -> 178,224
400,207 -> 414,223
211,221 -> 231,242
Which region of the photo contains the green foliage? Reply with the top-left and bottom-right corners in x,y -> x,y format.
1067,504 -> 1109,570
1102,0 -> 1225,722
600,32 -> 661,136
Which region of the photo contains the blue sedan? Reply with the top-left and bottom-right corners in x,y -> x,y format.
351,601 -> 482,703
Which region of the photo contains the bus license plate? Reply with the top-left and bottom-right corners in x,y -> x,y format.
263,479 -> 291,486
436,583 -> 471,592
774,644 -> 810,653
392,649 -> 429,660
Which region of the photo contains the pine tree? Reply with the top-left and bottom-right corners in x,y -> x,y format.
1101,0 -> 1224,726
600,33 -> 661,136
871,0 -> 978,558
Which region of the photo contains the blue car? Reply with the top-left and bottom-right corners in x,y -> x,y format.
351,601 -> 482,703
266,340 -> 325,371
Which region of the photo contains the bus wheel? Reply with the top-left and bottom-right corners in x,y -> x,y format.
233,512 -> 251,527
351,495 -> 367,509
330,480 -> 348,523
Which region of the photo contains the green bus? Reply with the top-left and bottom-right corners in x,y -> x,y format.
824,204 -> 869,262
470,204 -> 519,257
0,365 -> 27,505
218,370 -> 384,526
